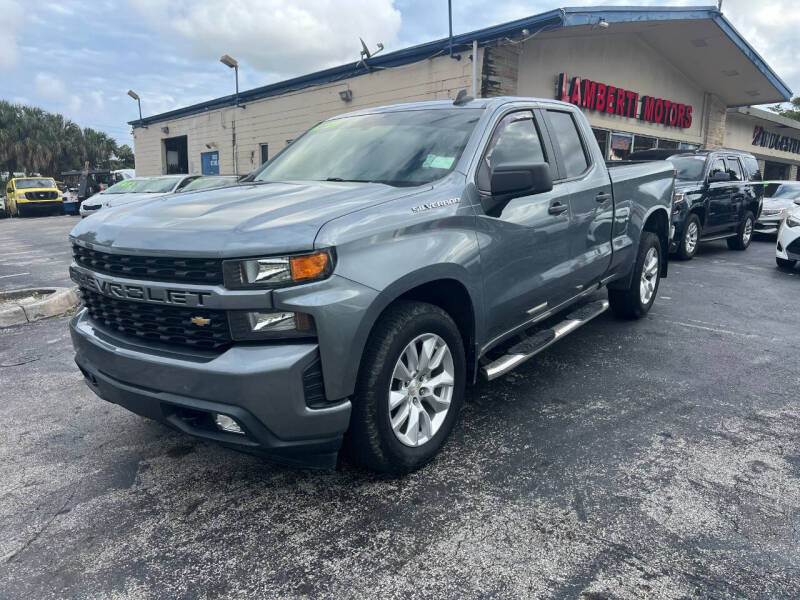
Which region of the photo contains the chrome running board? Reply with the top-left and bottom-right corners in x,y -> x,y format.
481,299 -> 610,381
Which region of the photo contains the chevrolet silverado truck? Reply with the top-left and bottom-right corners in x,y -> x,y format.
69,97 -> 674,474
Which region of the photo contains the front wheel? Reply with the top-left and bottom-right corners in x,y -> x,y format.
776,257 -> 797,270
345,301 -> 466,474
609,231 -> 662,320
727,211 -> 754,250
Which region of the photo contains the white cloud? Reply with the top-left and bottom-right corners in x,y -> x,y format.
127,0 -> 402,76
34,72 -> 82,113
0,0 -> 23,69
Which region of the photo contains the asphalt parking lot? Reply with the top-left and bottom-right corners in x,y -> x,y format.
1,215 -> 799,599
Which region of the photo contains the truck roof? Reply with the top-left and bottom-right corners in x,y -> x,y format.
327,96 -> 575,120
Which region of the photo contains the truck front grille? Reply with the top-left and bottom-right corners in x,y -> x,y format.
28,191 -> 59,200
72,244 -> 224,285
80,289 -> 232,350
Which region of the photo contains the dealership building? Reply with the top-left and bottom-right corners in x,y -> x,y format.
130,5 -> 800,181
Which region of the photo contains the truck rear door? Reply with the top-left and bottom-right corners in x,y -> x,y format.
541,108 -> 614,292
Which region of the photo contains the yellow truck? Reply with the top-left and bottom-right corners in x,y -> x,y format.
5,177 -> 64,217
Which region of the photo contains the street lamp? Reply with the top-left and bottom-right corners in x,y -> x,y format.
220,54 -> 241,107
127,89 -> 143,126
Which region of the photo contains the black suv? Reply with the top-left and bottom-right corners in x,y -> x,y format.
629,148 -> 762,260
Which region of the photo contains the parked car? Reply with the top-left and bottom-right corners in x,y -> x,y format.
755,181 -> 800,235
68,97 -> 674,473
4,176 -> 64,217
79,177 -> 151,217
629,148 -> 762,260
0,193 -> 7,218
79,175 -> 200,217
177,175 -> 240,193
776,202 -> 800,270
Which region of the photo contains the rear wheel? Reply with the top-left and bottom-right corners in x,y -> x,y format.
345,301 -> 465,474
677,213 -> 701,260
776,257 -> 797,270
727,211 -> 754,250
609,231 -> 662,320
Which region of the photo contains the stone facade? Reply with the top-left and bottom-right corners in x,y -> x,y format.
703,94 -> 727,149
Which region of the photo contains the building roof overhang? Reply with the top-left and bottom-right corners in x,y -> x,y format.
130,5 -> 792,128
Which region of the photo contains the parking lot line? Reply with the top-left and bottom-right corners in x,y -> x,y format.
0,272 -> 31,279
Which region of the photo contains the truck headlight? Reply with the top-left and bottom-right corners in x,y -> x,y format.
228,310 -> 316,340
17,192 -> 26,199
223,250 -> 334,289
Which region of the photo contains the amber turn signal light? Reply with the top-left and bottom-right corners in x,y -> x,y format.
290,252 -> 329,281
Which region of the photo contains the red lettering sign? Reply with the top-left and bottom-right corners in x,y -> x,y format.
556,73 -> 692,129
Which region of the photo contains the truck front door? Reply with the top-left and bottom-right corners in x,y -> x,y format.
474,109 -> 574,343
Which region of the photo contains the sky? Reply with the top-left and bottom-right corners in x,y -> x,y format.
1,0 -> 799,146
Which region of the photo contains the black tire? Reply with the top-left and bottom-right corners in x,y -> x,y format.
676,213 -> 701,260
609,231 -> 662,320
776,257 -> 797,270
345,300 -> 466,474
16,205 -> 25,218
727,211 -> 754,250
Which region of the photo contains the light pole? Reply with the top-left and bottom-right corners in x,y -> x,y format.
220,54 -> 240,107
127,89 -> 143,126
220,54 -> 242,175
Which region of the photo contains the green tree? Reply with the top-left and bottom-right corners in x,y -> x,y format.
110,144 -> 135,169
0,100 -> 121,176
768,97 -> 800,121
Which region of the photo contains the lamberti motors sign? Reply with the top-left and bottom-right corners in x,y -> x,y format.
752,125 -> 800,155
557,73 -> 693,129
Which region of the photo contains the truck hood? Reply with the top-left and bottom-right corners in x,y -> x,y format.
70,180 -> 421,256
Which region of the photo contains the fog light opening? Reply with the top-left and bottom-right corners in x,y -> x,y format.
214,413 -> 245,435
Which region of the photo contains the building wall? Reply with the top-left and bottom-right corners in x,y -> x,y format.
132,52 -> 482,176
724,112 -> 800,164
515,32 -> 711,145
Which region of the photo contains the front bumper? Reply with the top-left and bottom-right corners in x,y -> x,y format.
776,222 -> 800,261
70,309 -> 351,468
755,216 -> 785,234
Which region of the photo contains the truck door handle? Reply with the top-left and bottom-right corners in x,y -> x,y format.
595,192 -> 612,202
548,201 -> 568,215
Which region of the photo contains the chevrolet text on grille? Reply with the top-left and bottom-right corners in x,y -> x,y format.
70,268 -> 212,306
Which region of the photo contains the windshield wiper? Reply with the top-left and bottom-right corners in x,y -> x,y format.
325,177 -> 374,183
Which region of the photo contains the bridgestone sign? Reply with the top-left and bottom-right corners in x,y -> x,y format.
752,125 -> 800,155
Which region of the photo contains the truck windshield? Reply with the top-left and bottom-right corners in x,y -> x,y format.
669,156 -> 707,181
16,179 -> 55,189
254,108 -> 483,187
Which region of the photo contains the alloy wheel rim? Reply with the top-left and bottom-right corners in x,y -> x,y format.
389,333 -> 455,447
640,247 -> 659,305
686,222 -> 698,254
743,218 -> 752,245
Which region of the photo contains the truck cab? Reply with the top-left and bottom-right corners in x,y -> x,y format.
6,177 -> 64,217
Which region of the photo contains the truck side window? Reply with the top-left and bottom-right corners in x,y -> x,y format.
546,110 -> 589,178
726,157 -> 743,182
709,158 -> 726,179
478,111 -> 546,192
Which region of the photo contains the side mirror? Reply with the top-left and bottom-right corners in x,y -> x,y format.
489,161 -> 553,196
708,171 -> 731,183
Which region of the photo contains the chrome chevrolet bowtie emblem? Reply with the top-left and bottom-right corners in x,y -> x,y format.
190,316 -> 211,327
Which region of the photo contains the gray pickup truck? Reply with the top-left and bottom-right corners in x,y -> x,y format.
69,97 -> 674,473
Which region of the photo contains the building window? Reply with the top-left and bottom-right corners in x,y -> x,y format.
658,139 -> 680,150
592,128 -> 609,159
260,143 -> 269,165
633,135 -> 657,153
609,132 -> 633,161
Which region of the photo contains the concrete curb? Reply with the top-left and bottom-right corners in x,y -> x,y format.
0,287 -> 80,328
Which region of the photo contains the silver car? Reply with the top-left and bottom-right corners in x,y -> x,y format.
755,181 -> 800,234
79,175 -> 199,217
